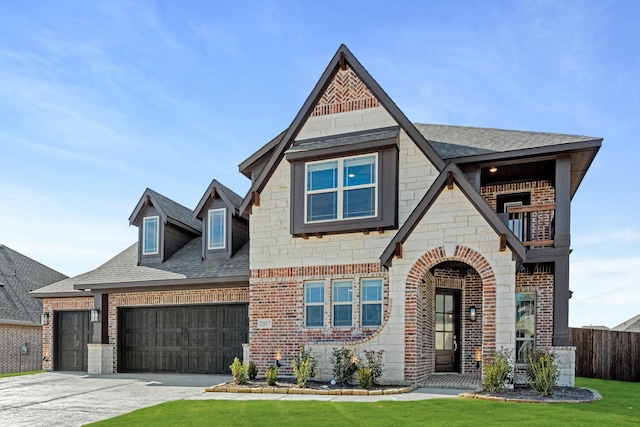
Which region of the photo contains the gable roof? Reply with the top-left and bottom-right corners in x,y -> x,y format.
612,314 -> 640,333
238,44 -> 446,215
194,179 -> 244,220
0,245 -> 67,324
129,188 -> 202,233
31,239 -> 249,296
380,162 -> 527,268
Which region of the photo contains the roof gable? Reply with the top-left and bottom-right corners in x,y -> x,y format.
239,44 -> 446,214
380,162 -> 527,268
194,179 -> 244,220
129,188 -> 201,233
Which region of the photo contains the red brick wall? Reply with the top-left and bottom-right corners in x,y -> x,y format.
41,297 -> 94,370
481,180 -> 555,209
249,263 -> 388,374
405,246 -> 497,383
108,288 -> 249,372
516,264 -> 554,351
311,65 -> 380,117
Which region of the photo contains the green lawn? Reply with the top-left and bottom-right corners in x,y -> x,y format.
0,370 -> 45,379
90,378 -> 639,426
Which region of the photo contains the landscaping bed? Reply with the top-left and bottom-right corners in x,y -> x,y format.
462,385 -> 600,403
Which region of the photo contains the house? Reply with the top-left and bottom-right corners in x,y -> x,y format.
0,244 -> 67,373
612,314 -> 640,333
32,45 -> 601,386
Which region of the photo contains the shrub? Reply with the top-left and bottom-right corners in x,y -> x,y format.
526,350 -> 559,396
357,367 -> 373,389
229,357 -> 248,385
247,361 -> 258,380
331,347 -> 358,385
265,365 -> 278,386
482,349 -> 513,392
361,350 -> 385,385
291,344 -> 317,388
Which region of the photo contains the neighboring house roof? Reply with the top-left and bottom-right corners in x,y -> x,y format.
380,162 -> 527,268
194,179 -> 245,219
612,314 -> 640,332
0,245 -> 67,324
129,188 -> 202,233
238,43 -> 446,215
30,239 -> 249,297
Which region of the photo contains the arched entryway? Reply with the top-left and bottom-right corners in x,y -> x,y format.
404,245 -> 497,384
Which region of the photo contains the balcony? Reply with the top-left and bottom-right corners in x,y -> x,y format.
505,204 -> 555,247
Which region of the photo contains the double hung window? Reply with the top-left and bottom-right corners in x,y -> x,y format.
208,208 -> 226,250
305,154 -> 377,223
142,216 -> 159,255
305,281 -> 325,327
361,278 -> 382,326
332,280 -> 353,327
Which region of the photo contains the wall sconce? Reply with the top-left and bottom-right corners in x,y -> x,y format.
275,350 -> 282,368
40,312 -> 49,326
90,309 -> 100,323
475,348 -> 482,369
469,306 -> 477,322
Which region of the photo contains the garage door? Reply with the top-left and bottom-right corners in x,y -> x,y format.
55,311 -> 91,371
119,304 -> 248,374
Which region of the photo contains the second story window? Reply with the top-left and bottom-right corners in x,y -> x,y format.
305,154 -> 377,223
142,216 -> 159,255
208,208 -> 226,250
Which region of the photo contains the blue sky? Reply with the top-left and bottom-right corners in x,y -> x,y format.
1,1 -> 638,328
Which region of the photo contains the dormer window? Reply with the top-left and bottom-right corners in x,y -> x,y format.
208,208 -> 226,250
142,216 -> 159,255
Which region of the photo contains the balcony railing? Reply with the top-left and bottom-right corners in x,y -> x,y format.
505,204 -> 555,247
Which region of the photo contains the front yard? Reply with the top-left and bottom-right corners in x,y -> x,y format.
90,378 -> 638,426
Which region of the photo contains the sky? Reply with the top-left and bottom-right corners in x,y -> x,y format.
0,0 -> 638,329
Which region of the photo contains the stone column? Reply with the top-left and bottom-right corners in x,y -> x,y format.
87,344 -> 114,375
551,346 -> 576,387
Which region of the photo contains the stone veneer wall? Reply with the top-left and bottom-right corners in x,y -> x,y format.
0,324 -> 43,373
107,287 -> 249,372
41,297 -> 94,371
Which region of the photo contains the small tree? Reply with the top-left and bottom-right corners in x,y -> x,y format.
265,365 -> 278,386
229,357 -> 248,385
247,361 -> 258,380
331,347 -> 358,385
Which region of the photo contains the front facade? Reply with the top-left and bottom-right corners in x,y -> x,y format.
34,45 -> 600,386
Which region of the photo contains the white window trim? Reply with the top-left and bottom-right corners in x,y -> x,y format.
304,281 -> 325,328
304,153 -> 378,224
207,208 -> 226,250
515,292 -> 536,363
361,278 -> 383,327
332,279 -> 353,327
142,216 -> 160,255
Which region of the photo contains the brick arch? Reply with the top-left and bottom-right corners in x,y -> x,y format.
404,245 -> 496,383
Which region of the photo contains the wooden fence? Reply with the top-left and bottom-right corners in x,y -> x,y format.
569,327 -> 640,382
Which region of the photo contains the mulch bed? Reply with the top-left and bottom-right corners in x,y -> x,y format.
206,377 -> 414,395
463,386 -> 600,403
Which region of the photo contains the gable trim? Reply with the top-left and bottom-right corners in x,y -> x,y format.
239,44 -> 446,215
380,162 -> 527,268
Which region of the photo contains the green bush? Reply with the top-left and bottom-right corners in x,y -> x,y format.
357,367 -> 373,389
331,347 -> 358,385
361,350 -> 385,385
229,357 -> 248,385
482,349 -> 513,392
526,350 -> 559,396
247,361 -> 258,380
291,344 -> 317,388
265,365 -> 278,386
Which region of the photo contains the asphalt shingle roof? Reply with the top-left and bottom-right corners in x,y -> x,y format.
414,123 -> 598,159
145,188 -> 202,232
31,239 -> 249,295
0,245 -> 67,324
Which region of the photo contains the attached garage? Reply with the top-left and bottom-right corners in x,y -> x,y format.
55,311 -> 91,371
119,303 -> 248,374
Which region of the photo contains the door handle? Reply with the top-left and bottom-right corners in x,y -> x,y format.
453,335 -> 457,351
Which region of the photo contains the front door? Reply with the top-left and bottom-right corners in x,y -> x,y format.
435,289 -> 460,372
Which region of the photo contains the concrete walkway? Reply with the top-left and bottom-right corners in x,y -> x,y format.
0,372 -> 467,426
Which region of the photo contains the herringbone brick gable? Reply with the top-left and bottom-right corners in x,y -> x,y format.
312,65 -> 380,116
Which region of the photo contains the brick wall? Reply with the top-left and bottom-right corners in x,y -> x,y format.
481,180 -> 555,209
0,324 -> 43,373
311,65 -> 380,117
249,263 -> 389,379
516,263 -> 554,351
41,297 -> 94,371
108,287 -> 249,372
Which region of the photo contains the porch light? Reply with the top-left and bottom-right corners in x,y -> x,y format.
475,348 -> 482,369
90,309 -> 100,323
489,167 -> 498,173
275,350 -> 282,368
469,306 -> 477,322
40,312 -> 49,326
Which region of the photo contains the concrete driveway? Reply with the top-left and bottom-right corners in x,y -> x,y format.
0,371 -> 232,427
